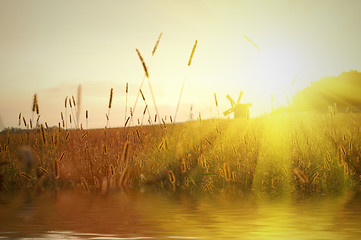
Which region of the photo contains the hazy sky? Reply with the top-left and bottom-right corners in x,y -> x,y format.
1,0 -> 361,129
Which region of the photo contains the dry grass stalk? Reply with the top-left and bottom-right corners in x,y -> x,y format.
121,141 -> 130,166
59,151 -> 66,162
106,88 -> 113,128
152,32 -> 162,56
81,131 -> 88,140
86,110 -> 88,129
141,105 -> 148,125
40,124 -> 46,144
125,82 -> 128,122
136,49 -> 149,78
36,166 -> 48,179
118,166 -> 129,188
32,94 -> 39,120
76,85 -> 82,124
214,92 -> 219,118
188,40 -> 198,66
36,115 -> 41,127
243,35 -> 261,51
140,89 -> 145,101
65,131 -> 70,141
168,170 -> 176,184
18,113 -> 21,126
131,33 -> 162,126
136,49 -> 160,122
64,96 -> 68,129
93,176 -> 100,189
174,40 -> 198,122
22,117 -> 27,127
21,172 -> 33,181
125,117 -> 130,127
53,160 -> 59,179
223,163 -> 231,182
81,177 -> 89,192
108,88 -> 113,109
72,95 -> 76,108
32,94 -> 37,112
294,167 -> 308,183
101,177 -> 108,195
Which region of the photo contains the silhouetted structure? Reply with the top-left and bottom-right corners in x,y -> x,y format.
223,91 -> 252,119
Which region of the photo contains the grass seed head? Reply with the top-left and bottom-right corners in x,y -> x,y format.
152,32 -> 163,56
188,40 -> 198,66
136,49 -> 149,78
108,88 -> 113,109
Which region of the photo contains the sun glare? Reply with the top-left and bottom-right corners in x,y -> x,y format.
258,46 -> 304,106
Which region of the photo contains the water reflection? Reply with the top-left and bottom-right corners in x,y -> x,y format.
0,191 -> 361,239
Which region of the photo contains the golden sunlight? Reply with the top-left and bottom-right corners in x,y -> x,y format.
258,45 -> 305,106
2,1 -> 361,239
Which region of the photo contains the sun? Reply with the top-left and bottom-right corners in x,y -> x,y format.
258,45 -> 305,107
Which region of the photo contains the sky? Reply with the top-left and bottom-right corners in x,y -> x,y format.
1,0 -> 361,129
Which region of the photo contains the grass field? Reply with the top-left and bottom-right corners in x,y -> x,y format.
1,112 -> 360,197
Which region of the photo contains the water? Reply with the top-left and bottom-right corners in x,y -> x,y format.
1,191 -> 361,239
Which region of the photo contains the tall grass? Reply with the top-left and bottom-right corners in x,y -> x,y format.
1,111 -> 360,197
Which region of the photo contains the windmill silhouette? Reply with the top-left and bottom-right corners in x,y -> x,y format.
223,91 -> 252,119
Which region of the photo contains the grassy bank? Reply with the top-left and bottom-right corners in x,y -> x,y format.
1,113 -> 360,197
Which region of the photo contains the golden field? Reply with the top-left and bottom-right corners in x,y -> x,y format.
1,112 -> 360,197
